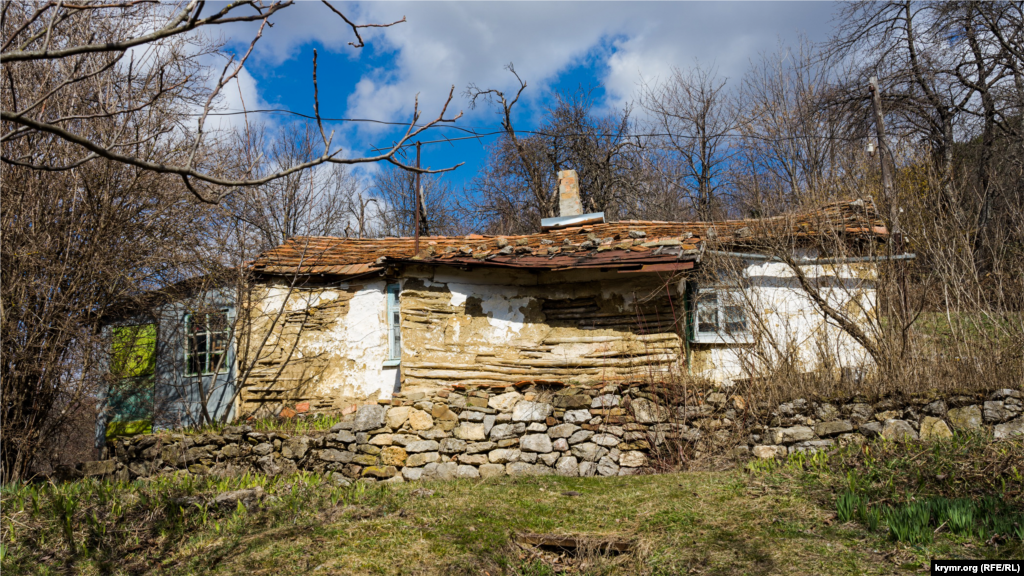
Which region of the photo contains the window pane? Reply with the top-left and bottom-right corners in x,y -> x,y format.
723,305 -> 747,334
697,294 -> 718,333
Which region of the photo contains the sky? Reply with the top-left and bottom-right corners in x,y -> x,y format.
212,1 -> 841,194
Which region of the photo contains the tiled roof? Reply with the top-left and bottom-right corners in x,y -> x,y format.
250,199 -> 887,276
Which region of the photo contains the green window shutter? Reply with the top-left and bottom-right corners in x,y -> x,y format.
111,324 -> 156,378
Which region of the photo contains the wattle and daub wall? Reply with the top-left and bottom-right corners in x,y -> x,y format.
90,382 -> 1023,482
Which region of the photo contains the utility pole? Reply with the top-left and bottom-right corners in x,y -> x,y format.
414,141 -> 421,253
869,76 -> 898,239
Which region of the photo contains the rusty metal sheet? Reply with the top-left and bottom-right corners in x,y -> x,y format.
618,262 -> 695,273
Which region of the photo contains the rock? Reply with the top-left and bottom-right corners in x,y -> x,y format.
630,398 -> 669,423
570,442 -> 607,462
706,392 -> 727,406
881,419 -> 919,441
329,472 -> 352,486
465,441 -> 496,454
433,408 -> 459,422
483,415 -> 497,436
591,433 -> 620,447
319,449 -> 353,463
256,455 -> 283,475
991,388 -> 1022,401
428,462 -> 458,481
564,409 -> 591,424
555,456 -> 579,476
923,400 -> 948,416
489,391 -> 523,412
552,395 -> 591,409
382,475 -> 405,484
874,410 -> 899,422
512,401 -> 553,422
361,465 -> 399,479
567,430 -> 594,445
920,417 -> 953,440
459,411 -> 485,422
406,452 -> 440,467
404,440 -> 439,453
479,464 -> 506,478
457,453 -> 488,465
768,425 -> 814,444
836,433 -> 867,447
994,418 -> 1024,439
488,449 -> 521,464
386,406 -> 412,429
419,429 -> 448,440
380,446 -> 407,466
815,403 -> 840,421
814,420 -> 854,438
489,422 -> 526,440
281,437 -> 310,460
252,442 -> 273,456
984,401 -> 1016,423
521,434 -> 553,453
81,459 -> 117,477
526,422 -> 548,433
948,405 -> 983,430
455,423 -> 487,441
619,451 -> 647,467
547,423 -> 578,438
352,454 -> 378,466
330,421 -> 353,432
591,394 -> 621,408
439,438 -> 467,454
507,462 -> 551,477
752,445 -> 787,459
859,421 -> 883,438
596,456 -> 619,476
789,440 -> 834,454
538,452 -> 560,466
213,486 -> 264,511
369,434 -> 393,446
353,404 -> 386,432
845,403 -> 874,423
401,467 -> 424,481
336,430 -> 356,443
408,410 -> 434,431
552,438 -> 569,452
455,465 -> 480,479
578,461 -> 597,477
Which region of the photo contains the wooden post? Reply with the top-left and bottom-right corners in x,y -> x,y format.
869,77 -> 898,236
414,141 -> 421,253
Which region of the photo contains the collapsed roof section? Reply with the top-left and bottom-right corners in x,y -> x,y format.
249,199 -> 887,277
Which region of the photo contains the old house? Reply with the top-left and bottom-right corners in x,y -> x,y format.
99,171 -> 889,435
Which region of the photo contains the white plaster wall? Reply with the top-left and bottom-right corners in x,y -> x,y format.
692,260 -> 877,385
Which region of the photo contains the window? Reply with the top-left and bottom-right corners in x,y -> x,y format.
692,288 -> 752,344
384,283 -> 401,367
185,311 -> 230,376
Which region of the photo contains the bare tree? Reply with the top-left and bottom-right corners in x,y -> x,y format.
640,62 -> 737,220
1,0 -> 463,205
371,166 -> 470,237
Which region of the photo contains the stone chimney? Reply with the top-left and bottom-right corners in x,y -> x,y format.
557,170 -> 583,217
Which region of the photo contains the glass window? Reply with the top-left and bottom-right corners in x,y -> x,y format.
185,310 -> 230,376
692,288 -> 750,343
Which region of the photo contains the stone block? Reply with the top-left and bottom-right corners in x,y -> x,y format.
984,401 -> 1017,423
995,418 -> 1024,439
844,403 -> 874,423
361,465 -> 398,479
552,438 -> 569,452
630,398 -> 669,423
596,456 -> 619,476
336,430 -> 356,443
369,434 -> 393,446
520,434 -> 553,453
520,452 -> 538,463
439,438 -> 467,454
483,415 -> 497,436
458,453 -> 488,465
455,465 -> 481,479
455,423 -> 486,441
564,409 -> 591,424
555,456 -> 579,476
814,420 -> 853,438
380,446 -> 407,466
405,440 -> 439,453
512,401 -> 553,422
402,467 -> 424,481
619,451 -> 647,467
948,405 -> 983,430
923,400 -> 948,416
539,452 -> 560,466
570,442 -> 607,462
547,423 -> 578,438
479,464 -> 506,478
319,449 -> 353,463
579,461 -> 597,477
881,419 -> 919,441
409,410 -> 434,431
591,394 -> 621,408
489,422 -> 525,440
353,404 -> 386,432
81,459 -> 117,477
406,452 -> 440,467
386,406 -> 412,429
459,410 -> 485,422
567,430 -> 594,445
526,422 -> 548,433
506,462 -> 550,477
552,395 -> 591,409
252,443 -> 273,456
920,416 -> 953,440
282,437 -> 309,460
751,445 -> 786,459
488,449 -> 521,464
488,391 -> 523,412
591,433 -> 620,447
859,421 -> 882,438
767,425 -> 814,444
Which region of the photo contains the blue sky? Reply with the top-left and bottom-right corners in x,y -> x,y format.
213,1 -> 840,193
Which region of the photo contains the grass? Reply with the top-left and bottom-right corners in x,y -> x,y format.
3,436 -> 1022,575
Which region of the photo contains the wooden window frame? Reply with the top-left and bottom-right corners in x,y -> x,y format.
691,286 -> 753,344
184,310 -> 231,376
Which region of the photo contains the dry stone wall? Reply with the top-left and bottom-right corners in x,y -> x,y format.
92,384 -> 1023,483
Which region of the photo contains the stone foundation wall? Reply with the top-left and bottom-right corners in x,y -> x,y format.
90,384 -> 1023,483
